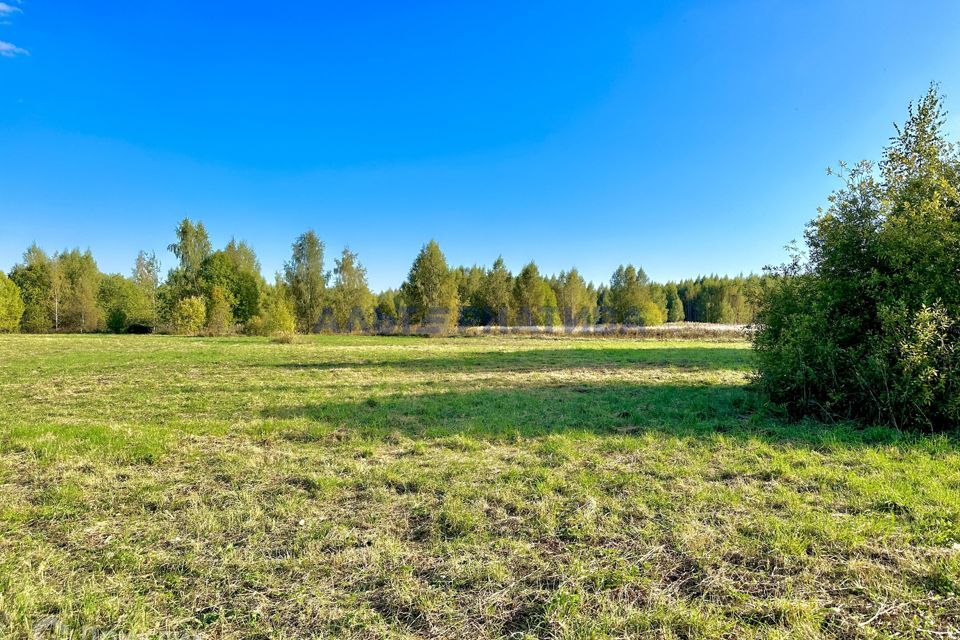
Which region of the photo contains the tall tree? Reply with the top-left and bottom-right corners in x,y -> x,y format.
201,252 -> 251,322
606,265 -> 648,324
476,257 -> 512,325
665,283 -> 685,322
329,248 -> 374,332
283,230 -> 327,333
400,240 -> 459,329
132,251 -> 161,329
219,239 -> 263,324
9,244 -> 53,333
58,249 -> 101,332
48,256 -> 66,331
512,262 -> 557,326
555,268 -> 595,326
604,264 -> 664,325
223,238 -> 260,275
168,218 -> 212,278
167,218 -> 212,300
455,265 -> 486,326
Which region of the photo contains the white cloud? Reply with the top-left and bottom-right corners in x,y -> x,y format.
0,40 -> 28,56
0,2 -> 21,15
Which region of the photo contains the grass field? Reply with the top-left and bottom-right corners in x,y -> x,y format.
1,335 -> 959,639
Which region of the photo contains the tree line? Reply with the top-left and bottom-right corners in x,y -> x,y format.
0,222 -> 762,336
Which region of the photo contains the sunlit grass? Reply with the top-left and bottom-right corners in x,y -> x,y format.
1,334 -> 958,638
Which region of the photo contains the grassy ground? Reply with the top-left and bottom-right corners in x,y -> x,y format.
1,334 -> 959,639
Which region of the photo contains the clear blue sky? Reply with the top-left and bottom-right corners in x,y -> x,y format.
2,1 -> 959,291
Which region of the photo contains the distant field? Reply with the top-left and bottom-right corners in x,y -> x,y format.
1,335 -> 958,638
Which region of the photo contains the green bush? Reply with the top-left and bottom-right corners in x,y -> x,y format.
205,286 -> 234,336
884,304 -> 960,424
754,87 -> 960,429
171,296 -> 207,335
0,272 -> 25,333
106,308 -> 128,334
99,273 -> 155,333
637,299 -> 665,326
245,293 -> 295,337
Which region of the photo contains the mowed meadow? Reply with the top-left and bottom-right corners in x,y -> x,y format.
1,335 -> 959,639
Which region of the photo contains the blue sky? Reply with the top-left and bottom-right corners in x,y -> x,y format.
2,1 -> 959,291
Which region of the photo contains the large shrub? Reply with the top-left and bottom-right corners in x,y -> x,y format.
171,296 -> 207,335
245,290 -> 296,337
205,286 -> 235,336
98,273 -> 154,333
754,87 -> 960,429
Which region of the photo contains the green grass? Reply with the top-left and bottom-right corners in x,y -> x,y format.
1,334 -> 959,638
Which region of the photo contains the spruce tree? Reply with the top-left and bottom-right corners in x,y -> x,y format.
666,283 -> 685,322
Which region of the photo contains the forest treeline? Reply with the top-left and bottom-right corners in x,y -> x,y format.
2,87 -> 955,433
0,224 -> 761,335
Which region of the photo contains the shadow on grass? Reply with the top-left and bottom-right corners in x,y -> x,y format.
265,346 -> 754,374
260,381 -> 925,450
